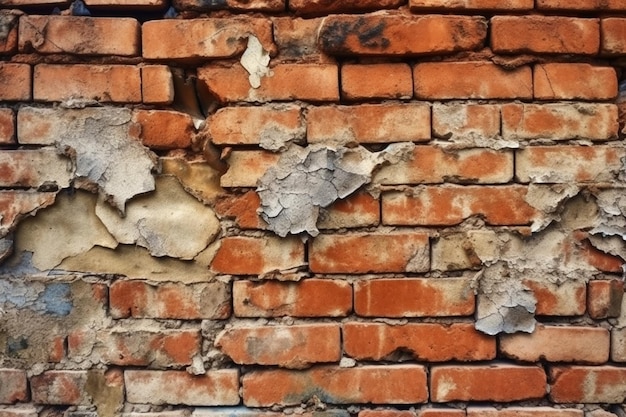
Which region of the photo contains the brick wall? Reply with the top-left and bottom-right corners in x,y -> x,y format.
1,0 -> 626,416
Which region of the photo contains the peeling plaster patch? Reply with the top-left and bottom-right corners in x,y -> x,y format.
0,192 -> 57,237
524,184 -> 580,232
241,35 -> 270,88
257,143 -> 414,237
95,176 -> 220,259
161,157 -> 225,204
0,280 -> 72,316
591,190 -> 626,241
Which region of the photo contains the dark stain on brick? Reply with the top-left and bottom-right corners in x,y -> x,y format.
319,17 -> 390,54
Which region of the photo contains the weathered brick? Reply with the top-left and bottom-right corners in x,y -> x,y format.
578,235 -> 624,273
550,366 -> 626,403
419,410 -> 465,417
191,410 -> 350,417
19,16 -> 139,56
33,64 -> 141,103
319,14 -> 486,56
414,62 -> 531,99
431,365 -> 547,402
0,13 -> 18,55
125,370 -> 239,406
354,278 -> 475,317
83,0 -> 166,8
48,335 -> 66,363
319,191 -> 380,230
199,63 -> 339,103
0,0 -> 66,4
588,279 -> 624,319
375,146 -> 513,185
500,324 -> 610,364
243,365 -> 428,406
360,410 -> 416,417
612,327 -> 626,362
307,103 -> 430,144
0,63 -> 31,101
272,17 -> 324,60
31,371 -> 88,405
0,109 -> 15,144
132,110 -> 194,150
516,146 -> 625,183
142,18 -> 273,60
216,324 -> 340,368
215,191 -> 266,229
290,0 -> 402,15
341,64 -> 413,100
211,235 -> 305,275
0,191 -> 56,234
109,280 -> 231,319
121,412 -> 189,417
0,370 -> 28,404
502,103 -> 618,141
534,64 -> 617,100
309,232 -> 430,274
0,149 -> 72,188
0,407 -> 38,417
209,105 -> 304,147
491,16 -> 599,55
173,0 -> 284,11
602,18 -> 626,55
221,150 -> 280,188
432,103 -> 500,140
233,279 -> 352,318
343,322 -> 495,362
142,65 -> 174,105
523,279 -> 587,316
538,0 -> 626,10
466,407 -> 583,417
410,0 -> 533,10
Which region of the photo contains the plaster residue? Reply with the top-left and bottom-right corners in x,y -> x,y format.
257,143 -> 415,237
241,35 -> 271,88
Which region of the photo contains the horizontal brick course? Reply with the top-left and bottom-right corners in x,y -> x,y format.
0,369 -> 28,404
410,0 -> 533,10
601,18 -> 626,55
533,64 -> 617,100
549,366 -> 626,403
341,63 -> 413,101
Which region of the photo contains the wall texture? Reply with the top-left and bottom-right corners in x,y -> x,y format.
1,0 -> 626,416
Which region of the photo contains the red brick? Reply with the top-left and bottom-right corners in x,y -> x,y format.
414,62 -> 531,99
420,410 -> 465,417
361,411 -> 417,417
432,103 -> 500,140
466,407 -> 583,417
491,16 -> 599,55
602,18 -> 626,55
538,0 -> 626,10
319,14 -> 486,56
209,105 -> 303,147
383,186 -> 537,226
216,324 -> 340,368
516,146 -> 624,183
410,0 -> 533,10
0,13 -> 18,55
309,232 -> 430,274
243,365 -> 428,406
272,17 -> 324,60
33,64 -> 141,103
48,335 -> 66,363
215,191 -> 266,229
30,371 -> 87,405
0,63 -> 31,101
199,63 -> 339,103
430,365 -> 547,402
534,64 -> 617,100
0,149 -> 72,188
233,279 -> 352,318
84,0 -> 166,8
307,103 -> 430,144
375,146 -> 513,185
354,278 -> 475,317
142,18 -> 273,60
550,366 -> 626,403
0,109 -> 15,144
318,191 -> 380,230
211,235 -> 305,275
0,407 -> 38,417
502,103 -> 618,141
0,0 -> 66,4
221,150 -> 280,188
132,110 -> 194,150
588,280 -> 624,319
109,280 -> 231,319
0,370 -> 28,404
343,322 -> 495,362
142,65 -> 174,105
523,279 -> 586,316
125,370 -> 239,406
500,324 -> 610,364
341,64 -> 413,101
290,0 -> 403,15
173,0 -> 284,12
19,16 -> 139,56
578,236 -> 624,273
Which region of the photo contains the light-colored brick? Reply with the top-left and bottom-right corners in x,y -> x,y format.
0,149 -> 72,188
433,103 -> 500,140
0,13 -> 18,55
534,64 -> 617,100
612,327 -> 626,362
523,279 -> 587,316
410,0 -> 533,10
550,366 -> 626,403
466,407 -> 583,417
0,109 -> 15,144
588,279 -> 624,319
220,150 -> 279,188
538,0 -> 626,10
0,370 -> 28,404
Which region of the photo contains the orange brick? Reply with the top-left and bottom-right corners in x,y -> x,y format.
361,410 -> 417,417
272,17 -> 324,60
578,236 -> 624,273
341,64 -> 413,100
410,0 -> 533,10
383,186 -> 537,227
431,365 -> 547,402
309,232 -> 430,274
550,366 -> 626,403
48,336 -> 66,363
534,64 -> 617,100
211,235 -> 305,275
0,13 -> 18,55
588,280 -> 624,319
132,110 -> 194,150
491,16 -> 599,55
0,0 -> 66,4
216,324 -> 340,368
307,103 -> 430,144
466,407 -> 583,417
354,278 -> 475,317
502,103 -> 618,141
109,280 -> 231,320
420,410 -> 465,417
523,279 -> 586,316
199,63 -> 339,103
233,279 -> 352,318
500,324 -> 610,364
319,14 -> 486,56
33,64 -> 141,103
290,0 -> 403,15
375,146 -> 513,185
602,18 -> 626,55
0,63 -> 31,101
432,103 -> 500,140
30,371 -> 88,405
0,369 -> 28,404
142,65 -> 174,105
0,108 -> 15,144
19,16 -> 139,56
215,191 -> 266,229
173,0 -> 284,11
414,62 -> 531,99
538,0 -> 626,10
84,0 -> 166,8
319,191 -> 380,230
220,150 -> 280,188
209,105 -> 303,147
343,322 -> 495,362
243,365 -> 428,406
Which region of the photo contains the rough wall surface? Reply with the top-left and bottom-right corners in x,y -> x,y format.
1,0 -> 626,416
